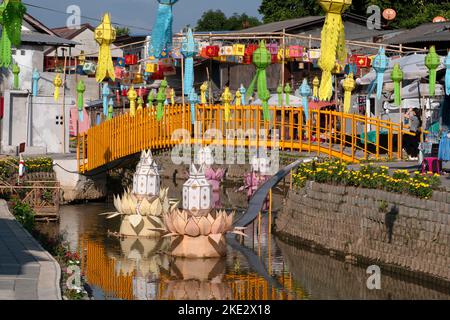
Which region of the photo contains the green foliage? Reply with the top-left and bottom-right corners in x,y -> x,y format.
258,0 -> 450,29
115,26 -> 130,37
0,157 -> 53,180
11,201 -> 35,232
293,160 -> 441,199
195,10 -> 261,31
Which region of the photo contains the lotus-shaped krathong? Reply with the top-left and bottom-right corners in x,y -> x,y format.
160,209 -> 246,258
102,188 -> 178,237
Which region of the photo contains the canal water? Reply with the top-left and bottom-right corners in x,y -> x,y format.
38,178 -> 450,300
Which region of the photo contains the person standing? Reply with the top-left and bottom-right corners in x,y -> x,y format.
403,108 -> 421,160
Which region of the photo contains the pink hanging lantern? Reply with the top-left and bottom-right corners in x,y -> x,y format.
382,8 -> 397,21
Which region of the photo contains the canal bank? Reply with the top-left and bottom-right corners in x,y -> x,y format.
0,200 -> 61,300
275,182 -> 450,287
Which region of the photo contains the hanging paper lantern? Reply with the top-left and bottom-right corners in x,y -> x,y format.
285,83 -> 292,106
0,0 -> 26,68
239,84 -> 246,106
205,45 -> 219,58
116,57 -> 126,67
148,90 -> 155,108
188,89 -> 199,124
246,41 -> 272,121
181,28 -> 197,96
114,66 -> 124,79
170,87 -> 175,105
343,73 -> 355,113
445,51 -> 450,96
232,44 -> 245,56
107,98 -> 114,120
382,8 -> 397,21
149,0 -> 179,59
116,89 -> 121,105
137,96 -> 144,112
127,86 -> 137,117
277,48 -> 290,62
267,43 -> 278,55
372,47 -> 388,100
244,44 -> 258,64
53,73 -> 62,101
221,87 -> 233,122
11,62 -> 20,90
425,46 -> 440,97
235,89 -> 242,107
77,80 -> 85,121
200,81 -> 208,104
344,62 -> 358,75
432,16 -> 447,23
391,64 -> 403,106
312,76 -> 320,100
289,46 -> 303,59
125,54 -> 138,65
317,0 -> 352,101
102,83 -> 110,116
32,68 -> 40,97
95,13 -> 116,83
156,79 -> 168,121
300,79 -> 312,121
146,63 -> 158,73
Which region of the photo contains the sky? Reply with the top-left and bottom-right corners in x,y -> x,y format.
24,0 -> 263,34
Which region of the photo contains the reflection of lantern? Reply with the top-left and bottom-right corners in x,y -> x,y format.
182,164 -> 212,214
382,8 -> 396,21
132,150 -> 160,197
433,16 -> 447,23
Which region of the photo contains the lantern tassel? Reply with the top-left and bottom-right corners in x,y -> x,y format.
149,1 -> 178,59
96,45 -> 115,83
0,31 -> 12,68
394,81 -> 401,106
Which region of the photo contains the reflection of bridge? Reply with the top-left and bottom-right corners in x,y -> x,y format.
77,105 -> 410,173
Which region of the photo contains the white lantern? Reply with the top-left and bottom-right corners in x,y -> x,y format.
132,150 -> 160,197
182,164 -> 212,214
196,146 -> 214,166
251,156 -> 270,175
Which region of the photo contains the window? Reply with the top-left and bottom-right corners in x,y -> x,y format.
21,50 -> 26,56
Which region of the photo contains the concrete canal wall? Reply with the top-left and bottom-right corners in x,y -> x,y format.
275,182 -> 450,284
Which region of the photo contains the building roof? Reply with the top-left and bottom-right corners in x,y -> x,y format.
385,21 -> 450,45
23,13 -> 58,36
21,31 -> 79,46
240,16 -> 323,33
52,24 -> 95,40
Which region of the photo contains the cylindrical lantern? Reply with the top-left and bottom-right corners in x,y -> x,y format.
382,8 -> 397,21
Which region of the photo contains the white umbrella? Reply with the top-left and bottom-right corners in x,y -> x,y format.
357,54 -> 445,85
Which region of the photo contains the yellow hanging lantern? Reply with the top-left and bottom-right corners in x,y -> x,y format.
53,74 -> 63,102
137,96 -> 144,112
343,73 -> 355,113
312,76 -> 320,99
127,86 -> 137,117
317,0 -> 352,101
170,88 -> 175,105
235,90 -> 242,107
145,63 -> 158,73
200,81 -> 208,104
232,44 -> 245,56
95,13 -> 116,83
221,86 -> 233,122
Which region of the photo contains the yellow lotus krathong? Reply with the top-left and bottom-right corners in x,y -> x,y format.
95,13 -> 116,83
317,0 -> 351,101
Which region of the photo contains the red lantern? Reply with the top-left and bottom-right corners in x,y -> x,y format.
152,67 -> 164,80
352,55 -> 369,68
382,8 -> 396,21
205,46 -> 219,58
433,16 -> 447,23
243,44 -> 258,64
271,54 -> 278,64
125,54 -> 138,65
289,45 -> 303,58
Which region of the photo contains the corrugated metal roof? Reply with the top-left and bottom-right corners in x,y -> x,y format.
21,32 -> 79,46
385,21 -> 450,44
240,16 -> 323,33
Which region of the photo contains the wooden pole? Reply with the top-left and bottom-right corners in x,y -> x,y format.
281,29 -> 286,89
181,54 -> 185,130
62,48 -> 67,154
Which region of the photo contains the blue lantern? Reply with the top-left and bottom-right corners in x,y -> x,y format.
239,84 -> 246,106
299,79 -> 312,121
188,89 -> 199,124
372,47 -> 389,100
148,0 -> 179,59
181,28 -> 198,97
32,68 -> 40,97
102,83 -> 111,116
445,51 -> 450,96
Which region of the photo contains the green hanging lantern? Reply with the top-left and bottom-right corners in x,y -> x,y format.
284,83 -> 292,106
0,0 -> 26,68
425,46 -> 440,97
12,62 -> 19,89
391,64 -> 403,106
156,78 -> 168,121
77,80 -> 86,121
277,84 -> 283,106
107,98 -> 114,120
246,40 -> 272,121
148,90 -> 155,108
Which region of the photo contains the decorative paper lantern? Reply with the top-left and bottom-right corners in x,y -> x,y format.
312,76 -> 320,100
148,0 -> 179,59
95,13 -> 116,83
116,57 -> 126,67
83,62 -> 97,75
77,80 -> 85,121
246,41 -> 272,121
244,44 -> 258,64
352,55 -> 369,68
382,8 -> 397,21
343,73 -> 355,113
372,47 -> 388,100
114,66 -> 124,79
181,28 -> 198,96
108,98 -> 114,120
432,16 -> 447,23
53,73 -> 62,101
232,44 -> 245,56
445,51 -> 450,96
308,49 -> 321,60
285,83 -> 292,105
220,46 -> 233,56
344,63 -> 357,75
300,79 -> 312,120
0,0 -> 26,68
289,45 -> 303,58
221,87 -> 233,122
102,83 -> 110,116
125,54 -> 138,65
146,63 -> 158,73
267,43 -> 278,55
391,64 -> 403,106
317,0 -> 352,101
132,150 -> 161,197
235,89 -> 242,107
182,164 -> 213,214
128,86 -> 137,117
205,45 -> 219,58
156,78 -> 168,120
200,81 -> 208,104
271,54 -> 278,64
239,84 -> 246,105
277,84 -> 283,106
189,89 -> 199,124
425,46 -> 440,97
277,48 -> 290,61
32,68 -> 40,97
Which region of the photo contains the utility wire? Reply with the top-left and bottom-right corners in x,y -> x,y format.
23,2 -> 153,33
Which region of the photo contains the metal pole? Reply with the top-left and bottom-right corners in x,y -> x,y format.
181,54 -> 185,129
62,48 -> 67,154
281,29 -> 286,89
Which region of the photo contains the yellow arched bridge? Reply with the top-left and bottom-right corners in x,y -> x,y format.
77,105 -> 411,173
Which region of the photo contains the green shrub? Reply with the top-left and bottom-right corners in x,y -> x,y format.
11,201 -> 35,232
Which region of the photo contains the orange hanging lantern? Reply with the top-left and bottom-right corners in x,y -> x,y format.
433,16 -> 447,23
382,8 -> 396,21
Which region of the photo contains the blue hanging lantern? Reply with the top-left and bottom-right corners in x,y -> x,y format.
102,83 -> 110,116
32,68 -> 40,97
299,79 -> 311,121
344,63 -> 357,75
445,51 -> 450,96
148,0 -> 179,60
188,89 -> 199,124
181,28 -> 197,97
372,47 -> 388,100
239,84 -> 246,106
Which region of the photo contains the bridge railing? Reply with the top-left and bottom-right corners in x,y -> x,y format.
77,105 -> 413,172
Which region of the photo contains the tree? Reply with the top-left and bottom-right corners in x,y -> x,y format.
115,26 -> 130,37
195,10 -> 261,31
258,0 -> 450,29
